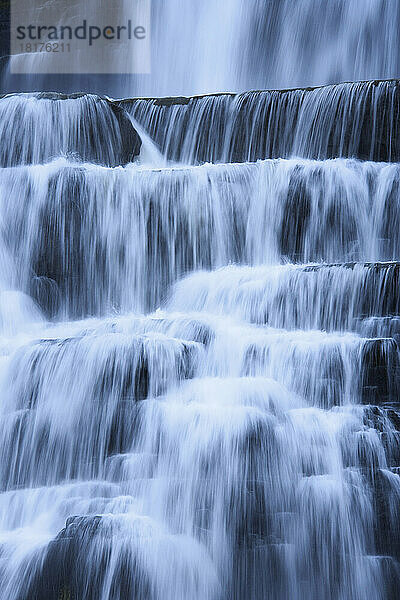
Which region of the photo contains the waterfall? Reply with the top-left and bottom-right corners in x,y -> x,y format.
0,87 -> 399,598
3,0 -> 400,97
122,80 -> 400,164
146,0 -> 400,95
0,93 -> 141,167
1,2 -> 400,599
2,153 -> 400,318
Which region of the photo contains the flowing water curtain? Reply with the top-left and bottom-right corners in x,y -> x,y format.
3,0 -> 400,97
1,154 -> 400,321
128,0 -> 400,95
124,80 -> 400,164
0,6 -> 399,597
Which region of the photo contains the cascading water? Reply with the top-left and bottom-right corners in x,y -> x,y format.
122,80 -> 400,164
1,3 -> 400,600
3,0 -> 400,97
146,0 -> 400,95
0,85 -> 399,599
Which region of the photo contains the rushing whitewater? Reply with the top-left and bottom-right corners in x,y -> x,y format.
1,22 -> 400,600
2,153 -> 400,318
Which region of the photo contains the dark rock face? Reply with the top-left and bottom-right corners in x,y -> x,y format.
108,101 -> 142,165
373,469 -> 400,561
361,338 -> 400,405
21,516 -> 151,600
279,165 -> 312,260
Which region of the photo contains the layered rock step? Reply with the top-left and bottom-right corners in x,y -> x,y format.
1,311 -> 398,491
119,79 -> 400,163
0,93 -> 141,167
171,262 -> 400,333
0,309 -> 399,599
0,157 -> 399,318
1,80 -> 400,169
0,325 -> 201,489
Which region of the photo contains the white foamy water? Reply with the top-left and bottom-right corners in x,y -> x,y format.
0,12 -> 399,600
0,140 -> 397,598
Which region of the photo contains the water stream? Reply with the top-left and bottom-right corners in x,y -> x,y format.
0,3 -> 399,600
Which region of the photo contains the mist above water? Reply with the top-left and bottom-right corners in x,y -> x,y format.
2,0 -> 400,96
